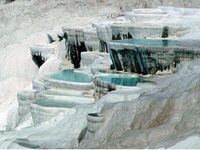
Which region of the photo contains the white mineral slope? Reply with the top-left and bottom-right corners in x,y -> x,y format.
169,135 -> 200,149
79,61 -> 200,149
1,0 -> 200,147
1,0 -> 200,80
0,77 -> 30,130
0,105 -> 98,149
1,61 -> 200,149
0,32 -> 48,130
0,77 -> 148,148
0,0 -> 112,130
0,0 -> 119,131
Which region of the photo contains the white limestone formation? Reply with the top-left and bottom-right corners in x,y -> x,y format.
79,61 -> 200,149
80,52 -> 100,69
2,0 -> 200,149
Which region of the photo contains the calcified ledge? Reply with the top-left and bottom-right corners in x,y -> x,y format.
110,24 -> 188,40
79,61 -> 200,149
109,39 -> 200,74
30,45 -> 55,68
43,78 -> 94,90
61,27 -> 99,68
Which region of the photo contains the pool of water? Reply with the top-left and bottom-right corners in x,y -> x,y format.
97,75 -> 143,86
34,97 -> 81,108
50,70 -> 91,83
112,39 -> 177,47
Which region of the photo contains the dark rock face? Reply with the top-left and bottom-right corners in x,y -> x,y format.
109,40 -> 200,74
31,52 -> 45,68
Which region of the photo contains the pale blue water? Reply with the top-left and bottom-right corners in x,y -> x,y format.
97,75 -> 143,86
34,97 -> 80,108
50,70 -> 91,83
113,39 -> 177,47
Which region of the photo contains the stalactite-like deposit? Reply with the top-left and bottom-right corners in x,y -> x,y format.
112,32 -> 133,40
68,39 -> 87,68
31,52 -> 46,68
62,28 -> 98,68
109,40 -> 200,74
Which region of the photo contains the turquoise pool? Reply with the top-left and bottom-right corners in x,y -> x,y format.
34,97 -> 81,108
97,75 -> 143,86
50,70 -> 91,83
113,39 -> 177,47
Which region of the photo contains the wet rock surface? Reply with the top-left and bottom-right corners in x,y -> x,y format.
62,27 -> 99,68
109,39 -> 200,74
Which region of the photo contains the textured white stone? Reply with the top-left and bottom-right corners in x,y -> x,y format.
2,1 -> 200,149
79,61 -> 200,149
80,52 -> 100,69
